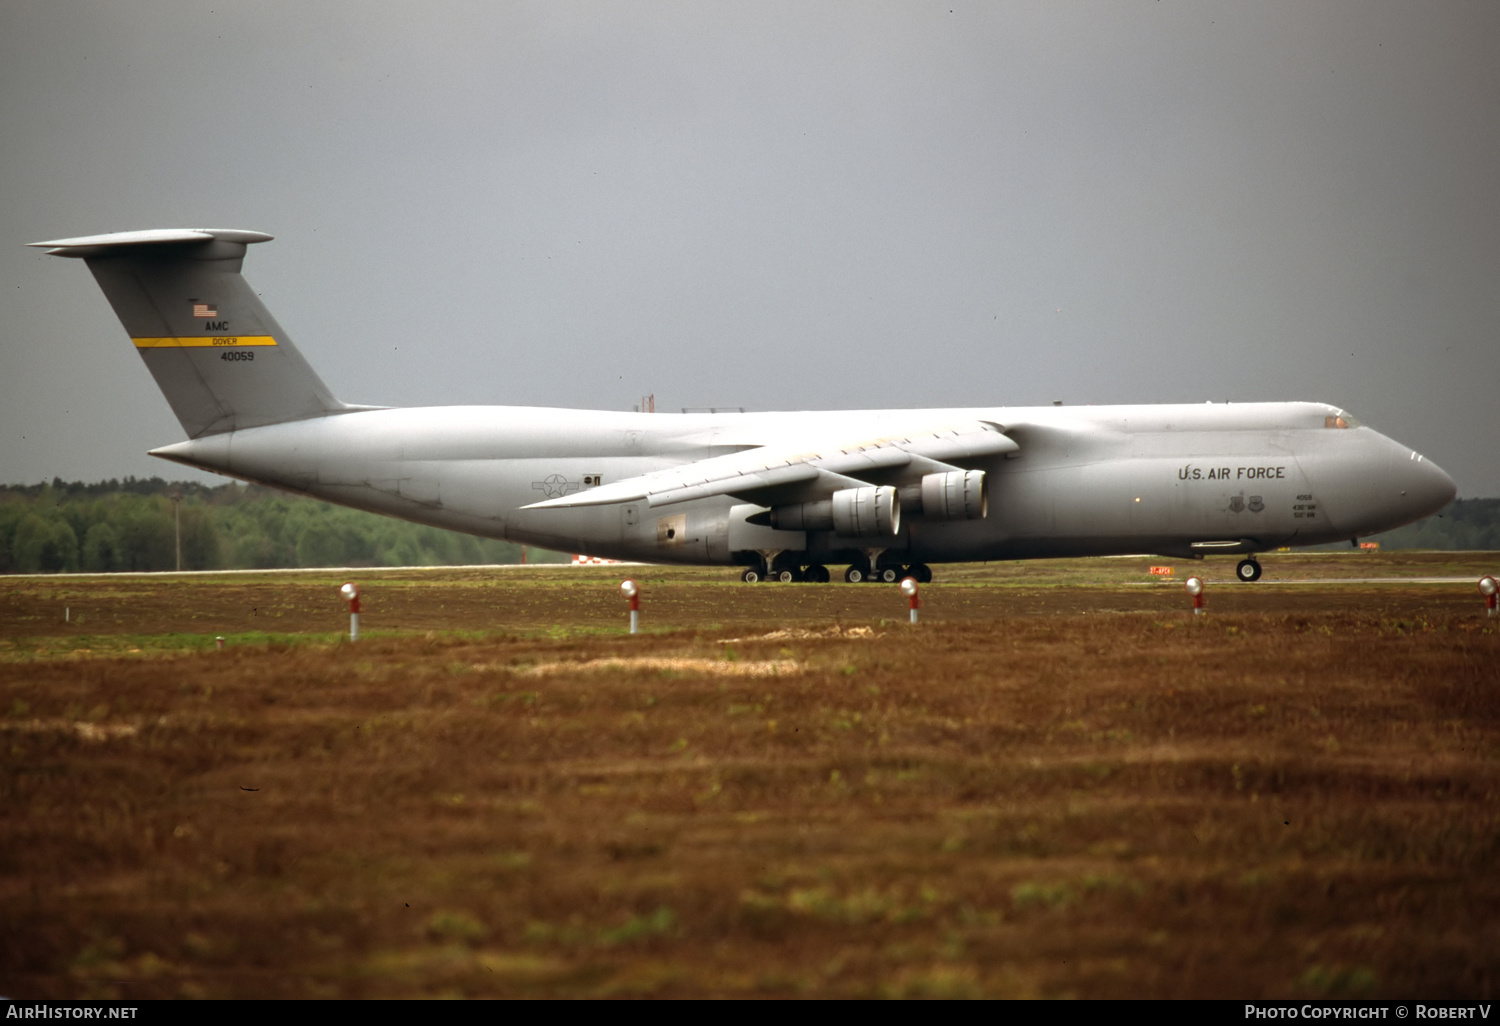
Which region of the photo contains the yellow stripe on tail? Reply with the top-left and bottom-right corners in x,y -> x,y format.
132,336 -> 278,348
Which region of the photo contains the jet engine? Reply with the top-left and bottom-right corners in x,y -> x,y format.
767,485 -> 901,537
901,470 -> 987,521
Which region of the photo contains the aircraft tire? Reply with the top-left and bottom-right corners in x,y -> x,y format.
908,563 -> 933,584
876,567 -> 900,584
1236,558 -> 1263,583
805,564 -> 830,583
845,565 -> 867,584
776,568 -> 799,583
742,568 -> 763,584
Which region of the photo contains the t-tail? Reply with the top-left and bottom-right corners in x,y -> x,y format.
29,228 -> 360,438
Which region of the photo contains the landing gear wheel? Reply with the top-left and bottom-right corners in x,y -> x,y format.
775,568 -> 800,583
907,563 -> 933,584
741,567 -> 764,583
875,566 -> 900,584
845,564 -> 869,584
805,564 -> 830,584
1236,558 -> 1263,583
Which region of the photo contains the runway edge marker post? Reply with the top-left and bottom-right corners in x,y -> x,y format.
340,582 -> 360,641
621,579 -> 640,634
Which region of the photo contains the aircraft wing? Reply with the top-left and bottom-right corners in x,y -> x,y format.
521,420 -> 1018,510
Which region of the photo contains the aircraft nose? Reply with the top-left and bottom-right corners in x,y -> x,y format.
1315,432 -> 1457,538
1401,451 -> 1457,518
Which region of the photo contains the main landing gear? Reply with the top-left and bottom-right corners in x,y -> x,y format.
742,562 -> 831,583
741,561 -> 931,584
741,543 -> 934,584
843,562 -> 932,584
1236,558 -> 1263,583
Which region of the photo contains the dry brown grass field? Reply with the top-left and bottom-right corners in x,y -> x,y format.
2,551 -> 1498,998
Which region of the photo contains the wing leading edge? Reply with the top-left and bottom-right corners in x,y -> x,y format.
521,420 -> 1018,511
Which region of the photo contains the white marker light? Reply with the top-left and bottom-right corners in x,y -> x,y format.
1481,575 -> 1498,617
1184,576 -> 1205,614
621,579 -> 640,633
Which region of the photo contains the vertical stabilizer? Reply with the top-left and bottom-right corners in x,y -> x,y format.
30,229 -> 346,437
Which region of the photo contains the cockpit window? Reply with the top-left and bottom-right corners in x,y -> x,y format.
1324,410 -> 1360,429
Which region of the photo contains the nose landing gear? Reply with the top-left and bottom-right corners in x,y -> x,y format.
1236,558 -> 1263,582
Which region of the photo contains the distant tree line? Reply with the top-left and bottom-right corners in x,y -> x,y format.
1365,498 -> 1500,551
0,478 -> 566,574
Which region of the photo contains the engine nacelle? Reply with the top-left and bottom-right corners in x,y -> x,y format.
912,470 -> 987,521
833,485 -> 901,537
766,499 -> 831,532
767,485 -> 901,537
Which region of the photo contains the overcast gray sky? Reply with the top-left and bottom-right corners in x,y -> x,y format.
3,0 -> 1497,494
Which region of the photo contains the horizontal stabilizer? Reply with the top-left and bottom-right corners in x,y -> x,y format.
30,228 -> 274,257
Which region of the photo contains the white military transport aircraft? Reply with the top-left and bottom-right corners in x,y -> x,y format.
32,228 -> 1456,583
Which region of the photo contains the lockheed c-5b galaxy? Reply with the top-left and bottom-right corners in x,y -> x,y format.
31,228 -> 1458,584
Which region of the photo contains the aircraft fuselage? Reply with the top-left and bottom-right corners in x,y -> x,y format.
150,400 -> 1455,567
